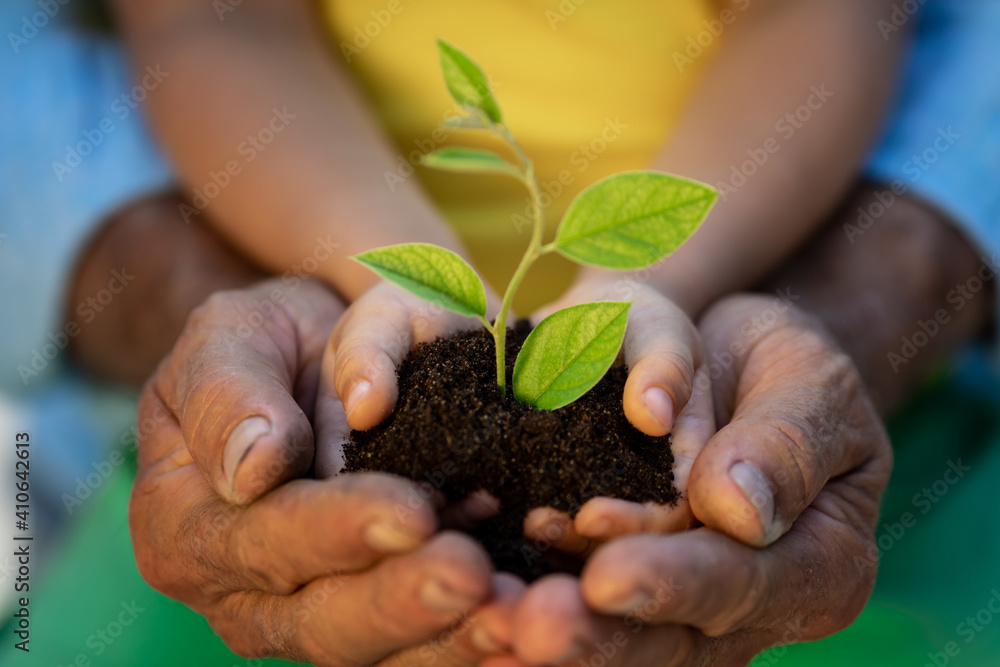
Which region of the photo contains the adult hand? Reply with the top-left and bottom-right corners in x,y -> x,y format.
129,278 -> 521,665
503,293 -> 892,665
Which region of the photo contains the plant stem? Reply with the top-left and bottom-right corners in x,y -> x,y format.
492,125 -> 546,396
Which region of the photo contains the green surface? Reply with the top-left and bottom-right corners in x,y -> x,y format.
755,368 -> 1000,665
0,456 -> 295,667
6,368 -> 1000,666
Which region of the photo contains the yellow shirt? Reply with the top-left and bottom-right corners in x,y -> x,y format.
325,1 -> 715,311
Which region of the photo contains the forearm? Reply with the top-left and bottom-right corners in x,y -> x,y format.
760,183 -> 995,415
110,0 -> 464,300
583,0 -> 904,316
67,194 -> 264,387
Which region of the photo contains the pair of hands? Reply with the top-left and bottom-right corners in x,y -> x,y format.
130,276 -> 891,666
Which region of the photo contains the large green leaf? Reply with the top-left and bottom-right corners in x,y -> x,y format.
554,171 -> 718,269
513,301 -> 631,410
353,243 -> 487,319
437,39 -> 502,124
422,147 -> 523,180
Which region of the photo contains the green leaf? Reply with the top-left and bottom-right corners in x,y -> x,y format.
554,171 -> 718,269
353,243 -> 487,319
513,301 -> 631,410
422,147 -> 523,180
437,39 -> 502,124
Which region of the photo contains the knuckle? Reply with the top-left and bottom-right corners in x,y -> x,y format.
633,347 -> 695,406
658,348 -> 696,385
187,291 -> 235,329
230,512 -> 298,596
701,560 -> 771,636
335,343 -> 393,387
366,573 -> 420,643
205,602 -> 286,664
760,417 -> 819,496
675,540 -> 769,637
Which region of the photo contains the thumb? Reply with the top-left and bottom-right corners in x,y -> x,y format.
620,287 -> 702,437
316,282 -> 482,475
688,323 -> 885,547
154,280 -> 342,505
535,282 -> 701,437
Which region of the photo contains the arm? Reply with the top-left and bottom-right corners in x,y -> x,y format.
108,0 -> 466,300
66,192 -> 264,387
550,0 -> 907,436
760,182 -> 995,413
582,0 -> 907,317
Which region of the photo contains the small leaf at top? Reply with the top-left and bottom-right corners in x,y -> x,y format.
422,147 -> 523,180
437,39 -> 502,124
513,301 -> 631,411
353,243 -> 487,319
554,171 -> 718,269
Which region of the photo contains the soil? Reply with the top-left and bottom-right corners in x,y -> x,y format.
342,320 -> 677,581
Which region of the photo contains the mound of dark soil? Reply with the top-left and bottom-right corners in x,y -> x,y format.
342,321 -> 676,580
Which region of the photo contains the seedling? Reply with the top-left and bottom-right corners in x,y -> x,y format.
354,40 -> 717,411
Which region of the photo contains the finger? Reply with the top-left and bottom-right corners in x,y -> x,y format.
472,574 -> 527,654
223,473 -> 442,594
512,574 -> 700,666
581,512 -> 877,643
440,491 -> 501,531
574,499 -> 693,541
620,290 -> 703,437
689,321 -> 885,546
523,507 -> 598,560
379,573 -> 527,667
532,281 -> 701,437
154,279 -> 343,505
323,282 -> 476,434
132,392 -> 440,596
215,532 -> 494,665
574,366 -> 714,540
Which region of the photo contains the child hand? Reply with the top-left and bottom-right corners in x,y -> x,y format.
312,279 -> 501,477
523,278 -> 715,553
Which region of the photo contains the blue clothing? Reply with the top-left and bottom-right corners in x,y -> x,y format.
866,0 -> 1000,303
0,0 -> 173,393
0,0 -> 170,612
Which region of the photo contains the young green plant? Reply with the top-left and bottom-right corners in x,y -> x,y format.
353,40 -> 717,411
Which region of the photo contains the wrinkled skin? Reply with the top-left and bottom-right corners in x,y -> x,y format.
130,278 -> 890,665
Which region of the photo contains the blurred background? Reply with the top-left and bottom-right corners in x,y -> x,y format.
2,0 -> 1000,665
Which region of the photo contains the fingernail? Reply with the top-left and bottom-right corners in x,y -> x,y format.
344,379 -> 372,418
223,416 -> 271,491
641,387 -> 673,432
729,461 -> 775,536
419,578 -> 479,615
362,521 -> 425,554
471,624 -> 506,653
